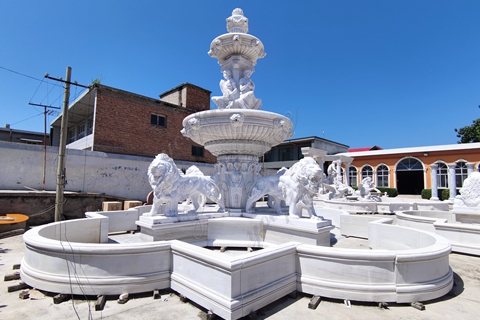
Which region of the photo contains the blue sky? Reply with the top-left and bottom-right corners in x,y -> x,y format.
1,1 -> 479,149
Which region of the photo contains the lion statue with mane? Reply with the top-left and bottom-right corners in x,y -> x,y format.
145,153 -> 224,217
454,172 -> 480,208
246,157 -> 323,219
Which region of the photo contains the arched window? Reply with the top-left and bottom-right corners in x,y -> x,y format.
437,162 -> 448,188
376,165 -> 389,187
361,165 -> 373,180
349,166 -> 358,187
397,158 -> 423,171
456,161 -> 468,188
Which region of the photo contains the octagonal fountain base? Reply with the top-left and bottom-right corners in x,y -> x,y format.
20,203 -> 454,320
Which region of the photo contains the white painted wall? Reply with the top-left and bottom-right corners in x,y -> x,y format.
0,141 -> 215,200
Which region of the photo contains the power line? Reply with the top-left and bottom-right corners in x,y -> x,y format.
0,65 -> 61,88
11,112 -> 45,126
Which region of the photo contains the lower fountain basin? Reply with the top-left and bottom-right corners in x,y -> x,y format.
21,205 -> 452,320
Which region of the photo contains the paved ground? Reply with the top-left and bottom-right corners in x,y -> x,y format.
1,230 -> 479,320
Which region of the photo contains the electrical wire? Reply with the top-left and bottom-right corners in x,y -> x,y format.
0,65 -> 46,82
11,112 -> 45,126
29,76 -> 45,103
56,199 -> 95,320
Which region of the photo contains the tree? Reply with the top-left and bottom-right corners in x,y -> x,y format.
455,118 -> 480,143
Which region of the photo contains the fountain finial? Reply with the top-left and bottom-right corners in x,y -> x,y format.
227,8 -> 248,33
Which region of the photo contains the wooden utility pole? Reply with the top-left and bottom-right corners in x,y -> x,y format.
29,103 -> 60,190
54,67 -> 72,222
40,68 -> 89,221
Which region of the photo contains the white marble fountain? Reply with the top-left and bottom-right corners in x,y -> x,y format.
20,9 -> 454,320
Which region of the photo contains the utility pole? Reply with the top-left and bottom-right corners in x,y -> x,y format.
41,68 -> 89,221
54,66 -> 72,222
29,103 -> 60,190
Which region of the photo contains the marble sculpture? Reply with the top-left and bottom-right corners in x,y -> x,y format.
210,8 -> 263,110
453,171 -> 480,207
145,153 -> 224,217
182,8 -> 293,211
356,176 -> 382,201
246,157 -> 323,219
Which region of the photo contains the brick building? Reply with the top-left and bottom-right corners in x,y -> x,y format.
51,83 -> 216,163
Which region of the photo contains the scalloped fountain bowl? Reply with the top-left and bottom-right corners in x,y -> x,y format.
181,109 -> 293,157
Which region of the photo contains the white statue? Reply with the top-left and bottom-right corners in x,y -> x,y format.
326,160 -> 341,184
212,70 -> 239,109
246,157 -> 323,219
453,172 -> 480,207
246,168 -> 288,214
238,69 -> 262,109
356,177 -> 382,201
212,69 -> 261,110
145,154 -> 224,217
324,175 -> 354,200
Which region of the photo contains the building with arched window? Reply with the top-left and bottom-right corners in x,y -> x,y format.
338,143 -> 480,197
264,138 -> 480,197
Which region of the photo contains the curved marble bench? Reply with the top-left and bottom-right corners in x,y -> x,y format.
397,210 -> 480,256
21,216 -> 171,295
297,218 -> 453,303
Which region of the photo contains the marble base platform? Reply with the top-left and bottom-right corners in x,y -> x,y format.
137,210 -> 334,246
242,212 -> 333,246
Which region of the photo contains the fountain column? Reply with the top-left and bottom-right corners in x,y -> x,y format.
430,163 -> 439,200
448,163 -> 457,200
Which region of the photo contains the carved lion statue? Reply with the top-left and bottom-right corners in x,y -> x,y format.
246,168 -> 287,214
246,157 -> 323,219
454,172 -> 480,207
145,154 -> 224,217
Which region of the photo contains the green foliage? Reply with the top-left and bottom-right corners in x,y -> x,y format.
91,75 -> 104,85
441,189 -> 450,201
455,118 -> 480,143
377,187 -> 398,197
421,188 -> 451,201
421,189 -> 432,199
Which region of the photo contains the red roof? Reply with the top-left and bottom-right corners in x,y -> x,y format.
348,146 -> 383,152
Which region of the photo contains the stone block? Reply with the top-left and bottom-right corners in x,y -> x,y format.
124,200 -> 142,210
102,201 -> 122,211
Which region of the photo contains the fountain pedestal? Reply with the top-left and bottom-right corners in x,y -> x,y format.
182,109 -> 293,211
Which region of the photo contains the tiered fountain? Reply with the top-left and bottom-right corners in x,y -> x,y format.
182,7 -> 294,212
19,9 -> 454,320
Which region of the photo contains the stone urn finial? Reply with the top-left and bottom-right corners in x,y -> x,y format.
227,8 -> 248,33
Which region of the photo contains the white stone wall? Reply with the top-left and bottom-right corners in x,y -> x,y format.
0,141 -> 214,199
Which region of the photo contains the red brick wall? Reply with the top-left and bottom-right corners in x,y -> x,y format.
92,87 -> 216,163
185,84 -> 211,111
